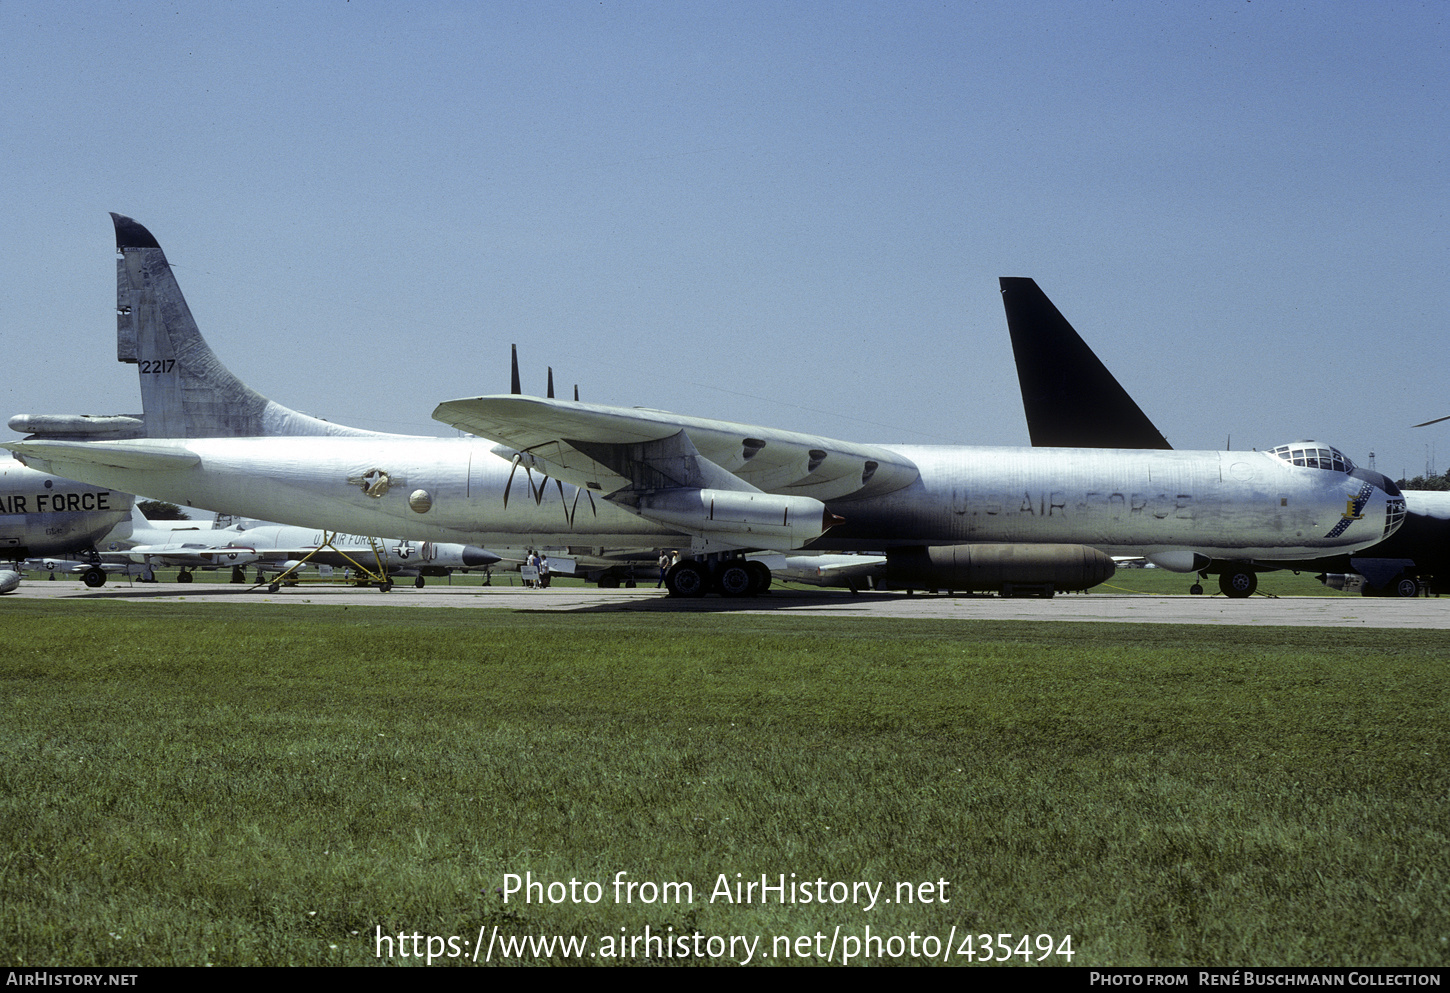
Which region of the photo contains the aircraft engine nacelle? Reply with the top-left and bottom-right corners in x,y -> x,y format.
624,488 -> 841,552
0,569 -> 19,594
882,543 -> 1115,596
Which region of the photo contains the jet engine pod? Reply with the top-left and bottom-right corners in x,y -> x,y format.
0,569 -> 20,594
882,543 -> 1115,596
625,487 -> 839,552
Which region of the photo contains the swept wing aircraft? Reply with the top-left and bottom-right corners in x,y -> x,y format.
117,507 -> 499,588
3,215 -> 1408,598
1000,276 -> 1443,596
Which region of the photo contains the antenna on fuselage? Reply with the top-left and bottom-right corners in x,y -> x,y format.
547,367 -> 555,399
510,344 -> 521,395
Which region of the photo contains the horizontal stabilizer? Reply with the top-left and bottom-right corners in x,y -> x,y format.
3,440 -> 200,476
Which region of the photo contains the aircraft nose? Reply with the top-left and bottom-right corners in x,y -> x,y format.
1349,468 -> 1407,541
463,546 -> 500,567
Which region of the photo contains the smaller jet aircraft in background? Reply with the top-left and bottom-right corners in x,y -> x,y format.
114,508 -> 500,590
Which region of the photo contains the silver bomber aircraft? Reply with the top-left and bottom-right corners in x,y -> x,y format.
3,215 -> 1407,598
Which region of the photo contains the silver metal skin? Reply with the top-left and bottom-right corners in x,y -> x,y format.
115,510 -> 499,578
4,216 -> 1404,577
0,459 -> 132,562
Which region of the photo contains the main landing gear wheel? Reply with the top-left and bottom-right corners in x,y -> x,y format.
1189,583 -> 1204,595
746,560 -> 772,595
82,567 -> 106,588
415,575 -> 426,589
665,560 -> 711,598
177,571 -> 194,583
1219,569 -> 1257,598
715,562 -> 753,597
1395,576 -> 1419,598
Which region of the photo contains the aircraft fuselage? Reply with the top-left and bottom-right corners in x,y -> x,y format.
11,436 -> 1399,564
0,460 -> 131,559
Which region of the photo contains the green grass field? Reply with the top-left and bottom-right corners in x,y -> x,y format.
1,600 -> 1445,967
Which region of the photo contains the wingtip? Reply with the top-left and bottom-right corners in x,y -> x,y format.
110,213 -> 161,250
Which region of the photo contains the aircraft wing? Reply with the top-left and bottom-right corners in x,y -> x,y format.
433,394 -> 919,553
432,395 -> 919,502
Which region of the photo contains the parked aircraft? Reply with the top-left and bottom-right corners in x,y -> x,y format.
3,216 -> 1407,598
0,457 -> 133,592
999,276 -> 1446,596
115,508 -> 500,589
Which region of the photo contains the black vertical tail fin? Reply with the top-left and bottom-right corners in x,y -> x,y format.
1000,277 -> 1172,450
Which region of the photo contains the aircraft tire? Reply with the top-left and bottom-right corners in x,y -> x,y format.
1394,576 -> 1419,598
177,571 -> 194,584
665,560 -> 711,598
1219,569 -> 1257,598
746,561 -> 771,595
415,576 -> 425,588
1189,583 -> 1204,595
268,582 -> 281,593
82,568 -> 106,588
716,563 -> 753,597
380,580 -> 394,592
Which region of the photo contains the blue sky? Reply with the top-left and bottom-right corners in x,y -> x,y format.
4,1 -> 1445,481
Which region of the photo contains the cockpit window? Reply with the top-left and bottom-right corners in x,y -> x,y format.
1269,443 -> 1354,473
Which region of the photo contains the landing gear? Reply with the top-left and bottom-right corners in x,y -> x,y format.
1394,576 -> 1419,597
665,557 -> 773,598
1189,583 -> 1204,595
81,567 -> 106,588
715,562 -> 753,597
665,559 -> 712,598
415,575 -> 426,588
177,570 -> 194,584
1218,568 -> 1257,598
